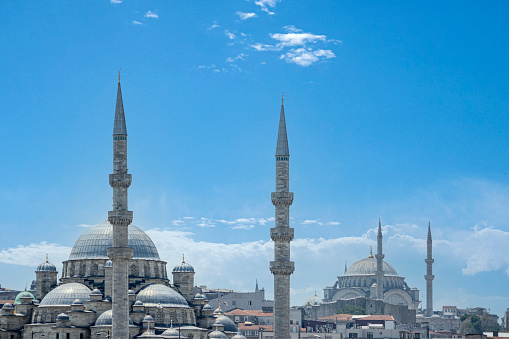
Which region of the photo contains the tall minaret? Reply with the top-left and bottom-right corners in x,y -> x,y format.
270,96 -> 295,339
425,222 -> 434,317
375,219 -> 385,300
107,72 -> 134,339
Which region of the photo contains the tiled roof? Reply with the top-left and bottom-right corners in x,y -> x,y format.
356,315 -> 395,321
226,309 -> 273,317
318,314 -> 354,321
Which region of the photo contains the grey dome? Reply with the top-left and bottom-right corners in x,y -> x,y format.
232,334 -> 247,339
2,303 -> 14,309
72,299 -> 83,305
68,221 -> 160,260
161,327 -> 181,337
213,308 -> 220,315
194,293 -> 205,300
173,261 -> 194,273
345,257 -> 398,277
40,283 -> 91,307
214,315 -> 238,332
128,290 -> 135,295
91,288 -> 102,295
136,284 -> 188,308
56,313 -> 69,321
203,304 -> 213,310
143,314 -> 155,322
95,309 -> 134,326
134,300 -> 144,306
37,260 -> 57,272
303,294 -> 322,307
209,331 -> 228,339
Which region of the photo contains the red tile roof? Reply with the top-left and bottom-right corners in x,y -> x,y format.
226,309 -> 273,317
357,315 -> 395,321
318,314 -> 354,321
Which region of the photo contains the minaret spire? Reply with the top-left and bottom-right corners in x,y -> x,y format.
107,75 -> 133,339
270,98 -> 294,339
375,218 -> 385,300
425,222 -> 435,317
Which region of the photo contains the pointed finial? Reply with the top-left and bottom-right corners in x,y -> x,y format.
314,291 -> 317,297
281,93 -> 284,105
46,253 -> 49,262
118,69 -> 121,83
369,246 -> 374,258
182,253 -> 185,264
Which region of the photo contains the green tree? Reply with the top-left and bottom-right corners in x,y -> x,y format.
336,305 -> 366,315
458,315 -> 501,334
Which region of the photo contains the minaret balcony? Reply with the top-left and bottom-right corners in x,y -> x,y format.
270,261 -> 295,275
109,173 -> 132,188
108,210 -> 133,226
270,228 -> 294,242
425,258 -> 434,264
271,192 -> 294,206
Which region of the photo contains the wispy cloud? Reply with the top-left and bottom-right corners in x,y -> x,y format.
236,12 -> 258,20
76,224 -> 93,228
132,21 -> 142,25
270,32 -> 327,47
110,0 -> 122,4
225,30 -> 236,40
144,10 -> 159,19
254,0 -> 280,15
0,242 -> 71,267
280,48 -> 335,67
207,22 -> 220,30
226,53 -> 246,63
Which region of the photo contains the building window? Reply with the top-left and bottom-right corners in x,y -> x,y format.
367,332 -> 373,339
349,333 -> 358,338
249,301 -> 252,305
232,300 -> 236,306
235,316 -> 240,322
244,316 -> 248,321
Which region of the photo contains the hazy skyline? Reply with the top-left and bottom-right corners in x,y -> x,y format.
1,1 -> 509,317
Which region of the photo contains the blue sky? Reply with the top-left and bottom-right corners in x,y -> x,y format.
1,1 -> 509,318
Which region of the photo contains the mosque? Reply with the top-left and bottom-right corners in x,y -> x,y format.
0,78 -> 249,339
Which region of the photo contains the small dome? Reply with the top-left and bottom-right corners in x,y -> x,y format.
40,283 -> 91,307
56,313 -> 69,321
14,291 -> 35,304
161,328 -> 180,337
134,300 -> 144,306
128,290 -> 135,295
143,314 -> 155,322
37,260 -> 57,272
91,288 -> 102,295
209,331 -> 228,339
345,257 -> 398,277
136,284 -> 188,308
95,309 -> 134,326
203,304 -> 213,310
2,303 -> 14,309
214,315 -> 238,332
105,260 -> 113,267
213,308 -> 220,315
173,256 -> 194,273
232,334 -> 247,339
303,293 -> 322,307
194,293 -> 205,300
72,299 -> 83,305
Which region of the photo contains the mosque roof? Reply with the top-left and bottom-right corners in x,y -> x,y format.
68,221 -> 160,260
40,283 -> 91,307
173,255 -> 194,273
95,309 -> 134,326
208,331 -> 228,339
214,315 -> 238,332
344,256 -> 399,277
136,284 -> 189,308
36,260 -> 57,272
14,291 -> 35,304
303,293 -> 322,307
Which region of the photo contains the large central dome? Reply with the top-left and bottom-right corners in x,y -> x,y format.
345,256 -> 398,277
68,221 -> 160,260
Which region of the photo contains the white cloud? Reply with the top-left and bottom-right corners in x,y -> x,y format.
236,12 -> 258,20
207,22 -> 220,30
232,225 -> 256,230
328,221 -> 340,226
270,32 -> 327,47
172,220 -> 184,226
0,242 -> 71,267
225,30 -> 236,40
280,48 -> 335,67
254,0 -> 279,15
226,53 -> 246,63
110,0 -> 122,4
196,217 -> 215,228
302,219 -> 320,225
77,224 -> 93,228
250,43 -> 277,51
283,25 -> 302,33
144,11 -> 159,19
132,21 -> 142,25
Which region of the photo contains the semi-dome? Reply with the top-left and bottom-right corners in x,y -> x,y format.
136,284 -> 188,308
214,315 -> 238,332
68,221 -> 160,260
37,260 -> 57,272
40,283 -> 91,307
209,331 -> 228,339
345,257 -> 398,277
14,291 -> 35,304
303,293 -> 322,307
95,309 -> 134,326
56,313 -> 69,321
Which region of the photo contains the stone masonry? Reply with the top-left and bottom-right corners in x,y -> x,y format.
425,222 -> 434,317
376,219 -> 385,300
270,97 -> 294,339
107,74 -> 134,339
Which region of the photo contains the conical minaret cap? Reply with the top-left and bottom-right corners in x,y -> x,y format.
427,222 -> 432,241
275,99 -> 289,156
113,79 -> 127,136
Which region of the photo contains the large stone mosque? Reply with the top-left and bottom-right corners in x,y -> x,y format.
0,78 -> 250,339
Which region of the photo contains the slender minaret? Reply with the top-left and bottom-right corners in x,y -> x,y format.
425,222 -> 434,317
107,72 -> 134,339
375,219 -> 385,300
270,95 -> 294,339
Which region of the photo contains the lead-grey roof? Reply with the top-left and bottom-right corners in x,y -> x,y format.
344,257 -> 399,277
95,309 -> 134,326
37,260 -> 57,272
68,221 -> 160,260
40,283 -> 91,307
275,102 -> 289,156
113,81 -> 127,135
208,331 -> 228,339
214,315 -> 238,333
136,284 -> 189,308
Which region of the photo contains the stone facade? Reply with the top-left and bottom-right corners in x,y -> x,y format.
270,99 -> 294,339
425,223 -> 434,317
